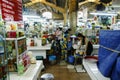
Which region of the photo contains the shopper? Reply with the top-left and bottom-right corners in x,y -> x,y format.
64,28 -> 71,38
55,27 -> 63,41
54,27 -> 63,62
77,33 -> 93,56
66,36 -> 75,62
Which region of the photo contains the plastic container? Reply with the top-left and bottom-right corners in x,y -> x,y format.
48,55 -> 56,64
36,56 -> 43,60
68,55 -> 75,64
40,73 -> 54,80
48,55 -> 56,61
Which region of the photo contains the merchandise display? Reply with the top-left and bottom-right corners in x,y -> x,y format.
5,22 -> 24,38
4,21 -> 30,73
0,0 -> 120,80
0,35 -> 7,80
27,51 -> 36,64
6,36 -> 30,72
10,61 -> 44,80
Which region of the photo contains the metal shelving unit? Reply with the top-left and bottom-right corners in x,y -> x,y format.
5,36 -> 29,72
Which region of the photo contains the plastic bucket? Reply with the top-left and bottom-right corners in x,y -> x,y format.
49,55 -> 56,64
49,55 -> 56,61
68,55 -> 75,64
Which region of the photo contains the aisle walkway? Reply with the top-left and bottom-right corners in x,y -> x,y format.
41,62 -> 91,80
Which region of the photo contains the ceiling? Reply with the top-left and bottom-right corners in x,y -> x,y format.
22,0 -> 67,16
22,0 -> 120,19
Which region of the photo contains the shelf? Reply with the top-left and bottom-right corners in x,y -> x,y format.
10,61 -> 44,80
19,50 -> 28,57
27,44 -> 51,50
5,36 -> 26,40
6,36 -> 28,72
6,30 -> 17,32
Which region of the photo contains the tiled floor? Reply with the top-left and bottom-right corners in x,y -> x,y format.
40,61 -> 91,80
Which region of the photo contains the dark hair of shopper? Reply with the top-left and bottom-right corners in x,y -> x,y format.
77,33 -> 85,45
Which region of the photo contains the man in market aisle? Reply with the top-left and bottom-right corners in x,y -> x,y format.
54,27 -> 63,63
55,27 -> 63,41
66,35 -> 75,62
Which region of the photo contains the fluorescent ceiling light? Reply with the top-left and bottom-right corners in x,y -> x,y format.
90,12 -> 117,16
23,15 -> 41,18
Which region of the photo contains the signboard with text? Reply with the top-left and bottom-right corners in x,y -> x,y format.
0,0 -> 22,21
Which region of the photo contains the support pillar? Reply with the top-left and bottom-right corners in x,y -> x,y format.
63,13 -> 67,26
69,11 -> 77,34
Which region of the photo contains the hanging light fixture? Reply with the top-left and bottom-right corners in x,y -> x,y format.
90,12 -> 117,16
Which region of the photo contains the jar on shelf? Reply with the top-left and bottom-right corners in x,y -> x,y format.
30,39 -> 34,46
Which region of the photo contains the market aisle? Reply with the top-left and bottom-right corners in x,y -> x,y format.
40,63 -> 91,80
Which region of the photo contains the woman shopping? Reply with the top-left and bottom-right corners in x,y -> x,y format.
77,33 -> 93,56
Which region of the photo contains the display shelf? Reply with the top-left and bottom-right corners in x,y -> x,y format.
6,36 -> 30,72
10,61 -> 44,80
5,36 -> 26,41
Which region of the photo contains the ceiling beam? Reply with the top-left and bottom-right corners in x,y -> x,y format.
78,0 -> 100,6
78,0 -> 110,6
25,0 -> 65,13
78,0 -> 89,6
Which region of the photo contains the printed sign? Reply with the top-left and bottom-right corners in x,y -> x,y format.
0,0 -> 23,21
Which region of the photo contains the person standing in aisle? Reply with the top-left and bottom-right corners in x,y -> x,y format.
64,28 -> 71,39
66,36 -> 75,61
77,33 -> 93,56
55,27 -> 63,41
55,27 -> 63,62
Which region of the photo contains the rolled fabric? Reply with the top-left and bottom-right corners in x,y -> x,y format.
99,30 -> 120,51
97,51 -> 119,77
98,30 -> 120,78
111,57 -> 120,80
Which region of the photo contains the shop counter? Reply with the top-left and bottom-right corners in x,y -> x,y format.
83,59 -> 110,80
10,61 -> 43,80
27,44 -> 51,59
